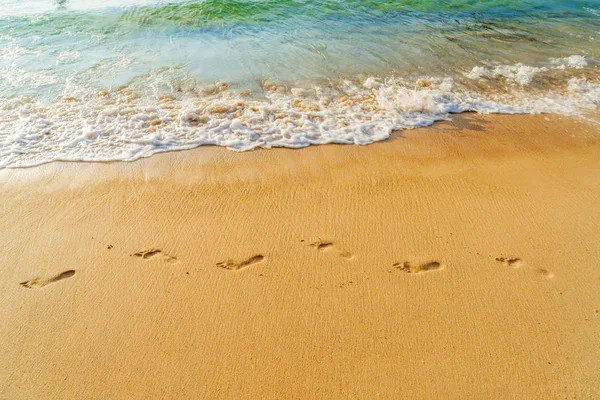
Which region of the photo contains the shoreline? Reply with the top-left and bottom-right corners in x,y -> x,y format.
2,112 -> 598,182
1,113 -> 600,399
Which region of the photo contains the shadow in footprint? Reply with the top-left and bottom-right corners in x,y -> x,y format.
313,242 -> 334,251
393,261 -> 444,274
536,268 -> 555,278
217,255 -> 265,271
132,249 -> 179,264
496,257 -> 523,268
20,270 -> 76,289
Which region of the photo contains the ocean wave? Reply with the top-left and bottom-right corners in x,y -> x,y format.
1,57 -> 598,168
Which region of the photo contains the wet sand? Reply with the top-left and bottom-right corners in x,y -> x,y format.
1,113 -> 599,399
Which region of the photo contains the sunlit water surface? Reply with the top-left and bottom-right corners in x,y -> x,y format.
1,0 -> 599,167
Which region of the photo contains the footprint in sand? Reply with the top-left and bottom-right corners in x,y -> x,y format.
536,268 -> 555,278
132,249 -> 179,264
217,254 -> 265,271
393,261 -> 444,274
305,240 -> 355,260
495,257 -> 524,268
495,256 -> 554,279
20,270 -> 75,289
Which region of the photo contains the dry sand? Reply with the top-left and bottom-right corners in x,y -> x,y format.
1,113 -> 599,399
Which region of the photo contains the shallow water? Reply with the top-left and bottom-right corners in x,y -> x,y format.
1,0 -> 599,167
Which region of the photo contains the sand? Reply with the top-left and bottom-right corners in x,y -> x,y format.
1,113 -> 599,399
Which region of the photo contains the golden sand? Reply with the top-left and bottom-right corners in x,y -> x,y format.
1,114 -> 599,399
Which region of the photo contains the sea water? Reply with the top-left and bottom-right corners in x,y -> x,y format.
0,0 -> 599,167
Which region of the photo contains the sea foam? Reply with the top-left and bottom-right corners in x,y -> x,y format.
0,57 -> 598,168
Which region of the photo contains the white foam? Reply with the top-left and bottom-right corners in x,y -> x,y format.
56,51 -> 81,65
551,55 -> 588,69
584,7 -> 600,17
467,64 -> 547,85
0,43 -> 40,60
1,66 -> 598,168
467,55 -> 591,85
567,78 -> 600,108
0,65 -> 59,91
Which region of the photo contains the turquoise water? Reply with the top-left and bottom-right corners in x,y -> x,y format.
0,0 -> 599,167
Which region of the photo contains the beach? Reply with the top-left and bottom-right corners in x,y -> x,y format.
1,113 -> 599,399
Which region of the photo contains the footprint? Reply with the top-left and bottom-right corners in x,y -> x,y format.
313,242 -> 334,251
495,256 -> 554,279
20,270 -> 75,289
217,254 -> 265,271
536,268 -> 555,279
339,250 -> 355,260
307,240 -> 354,260
495,257 -> 523,268
393,261 -> 444,274
132,249 -> 179,264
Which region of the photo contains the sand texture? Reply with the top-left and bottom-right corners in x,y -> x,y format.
1,114 -> 599,399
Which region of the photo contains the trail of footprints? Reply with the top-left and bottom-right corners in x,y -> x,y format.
18,240 -> 553,288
